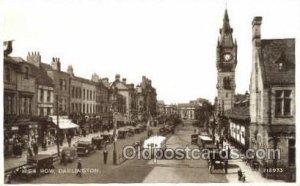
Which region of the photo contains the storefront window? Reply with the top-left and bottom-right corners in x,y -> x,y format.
289,139 -> 295,166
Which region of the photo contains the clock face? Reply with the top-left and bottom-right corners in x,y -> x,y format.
223,53 -> 232,62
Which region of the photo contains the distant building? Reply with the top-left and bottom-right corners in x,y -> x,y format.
111,74 -> 137,121
177,102 -> 199,120
249,17 -> 295,181
158,103 -> 177,116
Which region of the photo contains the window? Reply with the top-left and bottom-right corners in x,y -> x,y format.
5,95 -> 13,114
40,107 -> 44,116
87,89 -> 89,100
24,67 -> 29,79
59,79 -> 63,90
275,90 -> 292,116
5,68 -> 11,82
64,80 -> 67,90
40,89 -> 44,102
72,87 -> 74,98
83,89 -> 86,100
289,139 -> 295,166
47,90 -> 51,102
47,108 -> 51,115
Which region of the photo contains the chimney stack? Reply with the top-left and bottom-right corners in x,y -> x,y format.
67,65 -> 74,77
115,74 -> 120,81
122,78 -> 127,84
27,51 -> 41,67
252,17 -> 262,41
51,57 -> 61,71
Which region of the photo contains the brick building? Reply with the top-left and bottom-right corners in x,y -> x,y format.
41,57 -> 70,115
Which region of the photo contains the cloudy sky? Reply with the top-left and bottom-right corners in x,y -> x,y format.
2,0 -> 300,104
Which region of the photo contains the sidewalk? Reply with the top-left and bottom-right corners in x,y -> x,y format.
221,140 -> 283,183
4,128 -> 121,172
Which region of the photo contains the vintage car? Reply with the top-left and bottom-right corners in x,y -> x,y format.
133,126 -> 141,134
76,140 -> 96,156
125,126 -> 135,137
92,136 -> 104,150
118,129 -> 129,139
208,150 -> 227,174
102,133 -> 113,144
61,147 -> 77,162
11,154 -> 55,180
136,124 -> 146,132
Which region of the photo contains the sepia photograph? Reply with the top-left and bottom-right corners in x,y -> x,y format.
1,0 -> 299,184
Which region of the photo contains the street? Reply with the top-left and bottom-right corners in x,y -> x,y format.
12,121 -> 229,183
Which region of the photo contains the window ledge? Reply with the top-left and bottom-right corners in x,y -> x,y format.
274,115 -> 293,118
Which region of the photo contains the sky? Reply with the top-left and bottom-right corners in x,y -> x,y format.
2,0 -> 300,104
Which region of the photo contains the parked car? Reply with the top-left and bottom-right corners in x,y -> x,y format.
61,147 -> 77,162
191,134 -> 198,145
102,133 -> 113,144
92,136 -> 104,150
76,141 -> 96,156
118,129 -> 128,139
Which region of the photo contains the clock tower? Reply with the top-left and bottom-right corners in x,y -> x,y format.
216,9 -> 237,115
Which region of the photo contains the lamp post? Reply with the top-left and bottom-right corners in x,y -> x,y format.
110,87 -> 117,165
56,95 -> 60,156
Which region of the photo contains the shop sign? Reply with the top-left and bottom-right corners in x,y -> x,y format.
11,126 -> 19,131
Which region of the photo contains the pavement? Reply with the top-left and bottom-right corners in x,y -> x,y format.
4,126 -> 129,172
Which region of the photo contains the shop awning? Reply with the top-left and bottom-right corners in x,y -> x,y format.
49,116 -> 79,129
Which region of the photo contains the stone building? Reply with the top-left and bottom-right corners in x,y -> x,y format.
111,74 -> 137,122
41,57 -> 71,115
68,65 -> 97,115
249,17 -> 295,181
136,76 -> 157,120
177,102 -> 199,120
216,9 -> 237,116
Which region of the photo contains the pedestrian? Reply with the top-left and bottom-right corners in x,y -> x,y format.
224,160 -> 228,174
61,152 -> 66,166
216,140 -> 219,149
6,174 -> 12,184
227,146 -> 231,159
67,136 -> 72,147
32,141 -> 38,156
27,146 -> 33,157
237,168 -> 243,181
220,136 -> 224,148
103,149 -> 108,164
76,159 -> 82,177
82,129 -> 86,137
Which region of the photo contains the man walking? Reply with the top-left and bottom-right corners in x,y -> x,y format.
103,149 -> 108,165
76,159 -> 82,177
32,140 -> 38,156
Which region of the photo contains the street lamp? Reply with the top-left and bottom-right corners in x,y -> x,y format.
110,87 -> 118,165
55,95 -> 61,156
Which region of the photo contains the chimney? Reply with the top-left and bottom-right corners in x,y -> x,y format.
115,74 -> 120,81
91,73 -> 99,82
67,65 -> 74,76
51,57 -> 61,71
252,17 -> 262,41
122,78 -> 127,84
27,51 -> 41,67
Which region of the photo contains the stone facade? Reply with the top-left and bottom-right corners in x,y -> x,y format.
249,17 -> 295,181
216,9 -> 237,115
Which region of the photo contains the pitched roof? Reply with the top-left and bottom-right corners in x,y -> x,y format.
260,39 -> 295,86
225,106 -> 250,120
9,57 -> 54,87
